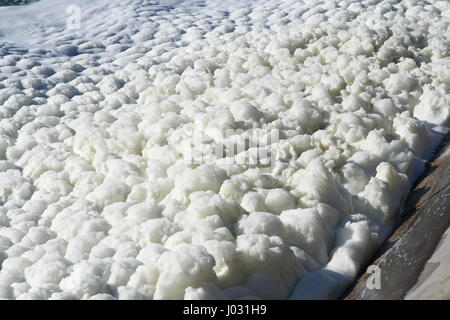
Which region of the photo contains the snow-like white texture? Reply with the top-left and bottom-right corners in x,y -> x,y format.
0,0 -> 449,300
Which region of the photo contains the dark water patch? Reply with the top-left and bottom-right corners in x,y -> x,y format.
0,0 -> 39,7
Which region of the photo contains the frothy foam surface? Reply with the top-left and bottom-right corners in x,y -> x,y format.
0,0 -> 449,300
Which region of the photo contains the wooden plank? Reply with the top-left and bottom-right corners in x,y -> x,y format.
343,133 -> 450,300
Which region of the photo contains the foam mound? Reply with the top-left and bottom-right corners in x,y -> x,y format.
0,0 -> 449,299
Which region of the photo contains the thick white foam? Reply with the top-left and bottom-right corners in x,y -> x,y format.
0,0 -> 449,300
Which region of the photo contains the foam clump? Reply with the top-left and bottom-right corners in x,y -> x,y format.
0,0 -> 449,300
